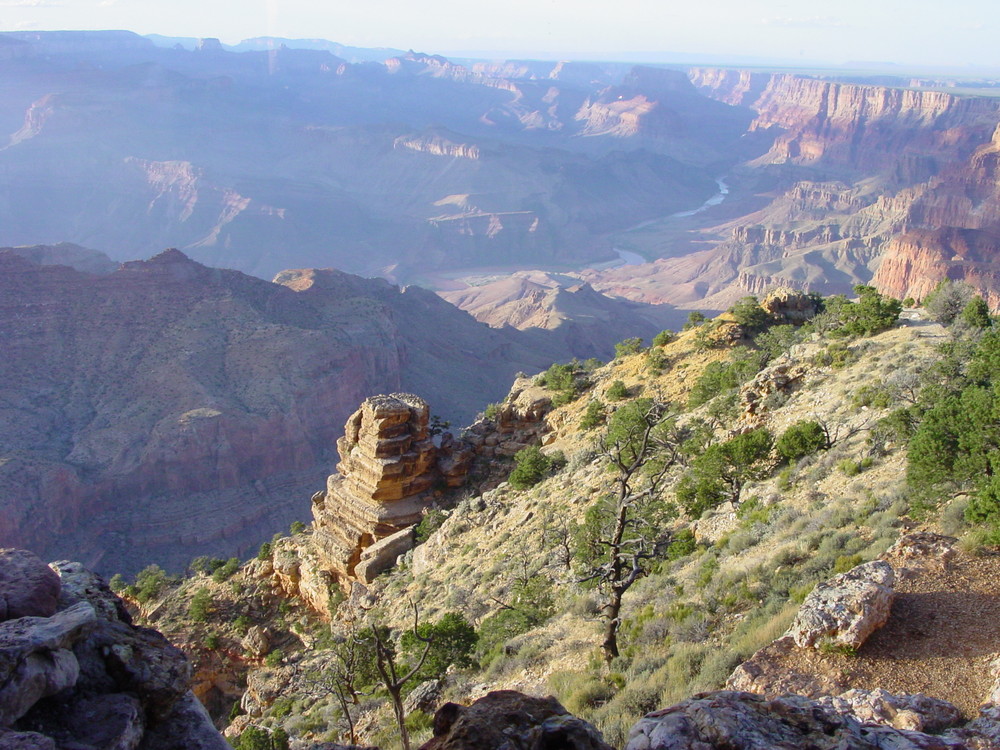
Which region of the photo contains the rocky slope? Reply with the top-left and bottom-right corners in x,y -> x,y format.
0,249 -> 580,577
123,293 -> 1000,750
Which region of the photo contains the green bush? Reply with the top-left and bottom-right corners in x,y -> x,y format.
203,633 -> 220,649
776,421 -> 827,462
483,402 -> 502,421
133,565 -> 170,604
509,446 -> 553,490
645,348 -> 667,374
580,400 -> 606,430
289,521 -> 306,535
108,573 -> 126,593
615,337 -> 645,358
212,557 -> 240,584
401,612 -> 478,681
415,508 -> 447,543
606,380 -> 629,401
729,296 -> 770,335
188,587 -> 213,622
683,311 -> 707,330
962,296 -> 992,329
653,329 -> 676,347
256,542 -> 273,561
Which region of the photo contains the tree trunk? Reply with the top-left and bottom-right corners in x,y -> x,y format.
601,588 -> 624,663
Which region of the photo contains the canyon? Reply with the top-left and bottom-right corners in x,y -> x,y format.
0,247 -> 609,577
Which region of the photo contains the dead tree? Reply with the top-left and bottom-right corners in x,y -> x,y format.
370,602 -> 432,750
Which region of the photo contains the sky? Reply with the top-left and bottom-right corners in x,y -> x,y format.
1,0 -> 998,70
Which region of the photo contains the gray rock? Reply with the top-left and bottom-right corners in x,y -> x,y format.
48,561 -> 131,624
0,729 -> 57,749
404,679 -> 442,715
18,692 -> 145,750
139,692 -> 230,750
818,689 -> 963,733
623,691 -> 964,750
0,550 -> 61,623
241,626 -> 271,658
787,560 -> 895,650
84,619 -> 190,721
0,602 -> 95,725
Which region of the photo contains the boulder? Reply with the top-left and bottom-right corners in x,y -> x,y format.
241,626 -> 272,658
0,730 -> 57,749
0,601 -> 95,725
419,690 -> 612,750
404,679 -> 442,716
817,689 -> 963,733
139,691 -> 231,750
48,560 -> 131,623
0,549 -> 61,622
787,560 -> 895,650
17,692 -> 145,750
624,691 -> 964,750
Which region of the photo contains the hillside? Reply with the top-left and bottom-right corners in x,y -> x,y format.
125,289 -> 1000,749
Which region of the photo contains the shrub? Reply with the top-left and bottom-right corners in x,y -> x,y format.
683,311 -> 707,330
539,362 -> 576,391
108,573 -> 126,593
580,400 -> 606,430
264,649 -> 283,667
483,402 -> 502,421
615,337 -> 645,358
256,542 -> 273,561
401,612 -> 478,681
203,632 -> 220,649
645,348 -> 667,374
133,565 -> 169,604
212,557 -> 240,583
188,587 -> 213,622
776,421 -> 827,462
189,556 -> 226,576
289,521 -> 306,535
415,508 -> 447,543
234,615 -> 252,634
509,446 -> 553,489
924,280 -> 974,325
606,380 -> 629,401
653,329 -> 676,347
729,296 -> 770,335
962,296 -> 992,329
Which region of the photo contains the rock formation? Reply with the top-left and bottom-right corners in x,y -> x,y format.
0,548 -> 226,748
624,690 -> 1000,750
310,394 -> 472,585
419,690 -> 612,750
786,561 -> 895,650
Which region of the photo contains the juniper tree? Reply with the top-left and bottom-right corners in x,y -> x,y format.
574,398 -> 681,662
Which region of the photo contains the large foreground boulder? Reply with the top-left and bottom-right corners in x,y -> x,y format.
0,550 -> 228,749
0,550 -> 61,622
419,690 -> 612,750
787,560 -> 895,650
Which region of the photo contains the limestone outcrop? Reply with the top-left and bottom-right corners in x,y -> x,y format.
310,394 -> 472,585
0,550 -> 226,748
787,561 -> 895,650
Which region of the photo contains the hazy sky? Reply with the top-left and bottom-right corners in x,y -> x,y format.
1,0 -> 997,69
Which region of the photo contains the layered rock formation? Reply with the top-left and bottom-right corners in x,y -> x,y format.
0,548 -> 226,748
310,394 -> 472,585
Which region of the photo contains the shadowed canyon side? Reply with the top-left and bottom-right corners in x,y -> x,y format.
0,249 -> 579,577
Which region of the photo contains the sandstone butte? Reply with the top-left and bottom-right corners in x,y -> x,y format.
310,393 -> 473,585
